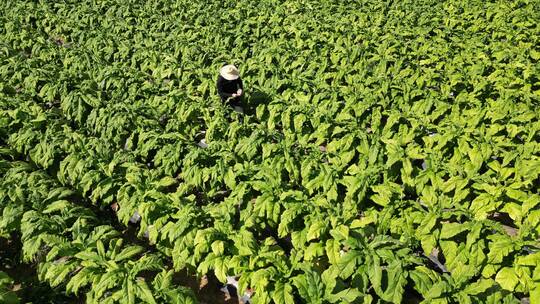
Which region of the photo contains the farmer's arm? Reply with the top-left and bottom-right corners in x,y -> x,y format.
236,78 -> 244,95
217,77 -> 233,98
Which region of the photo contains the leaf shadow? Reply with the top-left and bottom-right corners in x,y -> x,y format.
244,89 -> 271,115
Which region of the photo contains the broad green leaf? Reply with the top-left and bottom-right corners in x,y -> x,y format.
439,222 -> 468,239
495,267 -> 519,291
463,278 -> 495,295
114,246 -> 144,262
272,282 -> 295,304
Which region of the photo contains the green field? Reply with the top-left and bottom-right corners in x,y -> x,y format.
1,0 -> 539,303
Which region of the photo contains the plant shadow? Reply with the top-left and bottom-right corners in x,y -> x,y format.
244,89 -> 270,115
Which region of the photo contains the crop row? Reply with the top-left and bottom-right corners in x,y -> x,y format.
0,146 -> 197,303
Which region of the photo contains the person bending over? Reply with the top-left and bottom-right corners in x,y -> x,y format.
216,64 -> 244,108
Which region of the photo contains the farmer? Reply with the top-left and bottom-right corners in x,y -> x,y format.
216,64 -> 244,109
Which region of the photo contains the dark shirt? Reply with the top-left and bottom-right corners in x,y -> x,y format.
216,75 -> 243,100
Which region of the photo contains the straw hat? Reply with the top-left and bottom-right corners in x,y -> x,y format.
220,64 -> 240,80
